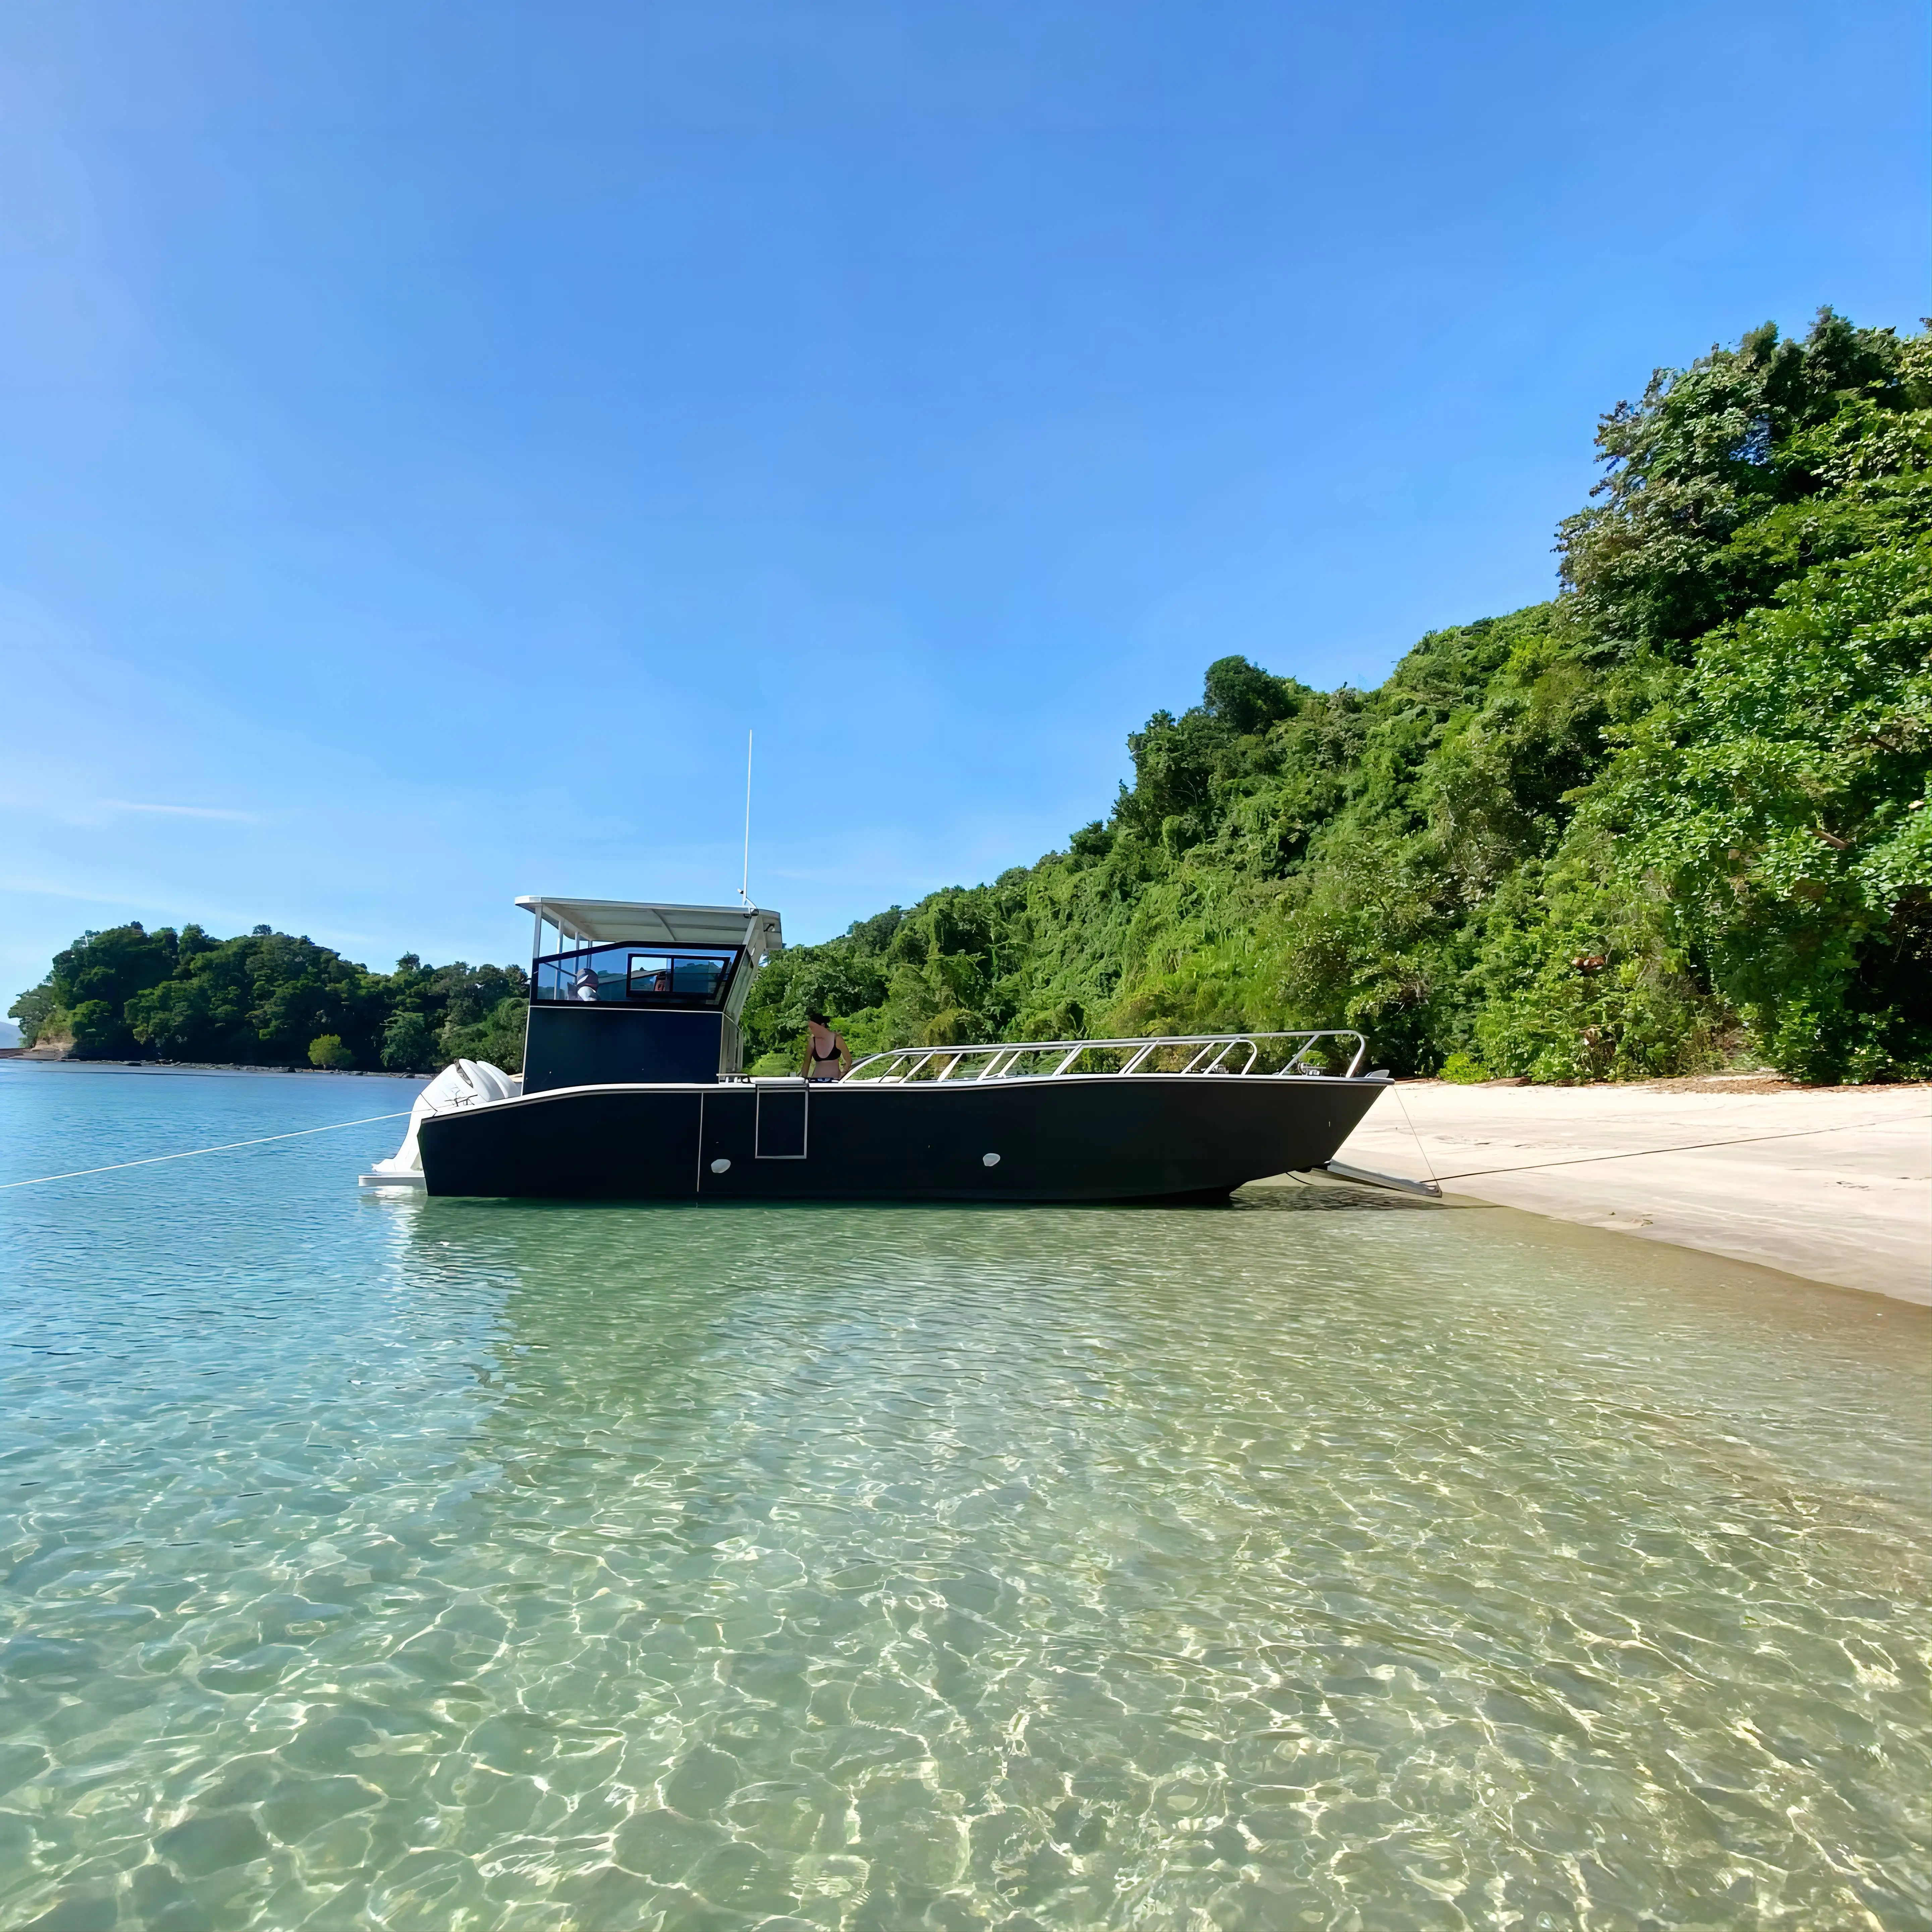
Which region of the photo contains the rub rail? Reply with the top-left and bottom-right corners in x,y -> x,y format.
846,1030 -> 1368,1085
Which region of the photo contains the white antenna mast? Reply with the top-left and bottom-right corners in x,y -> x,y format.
740,729 -> 753,907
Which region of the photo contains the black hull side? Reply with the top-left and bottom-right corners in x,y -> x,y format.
416,1074 -> 1386,1203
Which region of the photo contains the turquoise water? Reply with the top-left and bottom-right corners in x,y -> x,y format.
2,1064 -> 1928,1932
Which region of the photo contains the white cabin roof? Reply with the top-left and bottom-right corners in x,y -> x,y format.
517,897 -> 783,953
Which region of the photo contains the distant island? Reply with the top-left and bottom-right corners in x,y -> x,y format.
8,927 -> 527,1074
13,311 -> 1929,1085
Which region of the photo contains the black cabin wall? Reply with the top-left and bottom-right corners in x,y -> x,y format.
523,1005 -> 736,1092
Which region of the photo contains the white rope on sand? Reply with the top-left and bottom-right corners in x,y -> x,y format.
1,1113 -> 411,1191
1433,1116 -> 1910,1181
1388,1084 -> 1441,1191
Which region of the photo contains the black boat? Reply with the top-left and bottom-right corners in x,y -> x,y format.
375,896 -> 1389,1203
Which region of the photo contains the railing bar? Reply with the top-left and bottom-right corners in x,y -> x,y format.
845,1028 -> 1372,1081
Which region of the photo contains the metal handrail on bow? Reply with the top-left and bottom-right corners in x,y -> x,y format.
845,1029 -> 1368,1085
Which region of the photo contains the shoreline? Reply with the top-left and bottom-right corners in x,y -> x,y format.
1330,1078 -> 1931,1305
0,1056 -> 424,1079
8,1058 -> 1926,1300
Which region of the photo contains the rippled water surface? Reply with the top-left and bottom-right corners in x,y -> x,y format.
2,1064 -> 1929,1932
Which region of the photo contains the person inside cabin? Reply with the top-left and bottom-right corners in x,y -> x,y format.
571,963 -> 599,1002
802,1012 -> 851,1082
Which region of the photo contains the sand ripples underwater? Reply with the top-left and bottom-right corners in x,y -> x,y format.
1,1066 -> 1928,1930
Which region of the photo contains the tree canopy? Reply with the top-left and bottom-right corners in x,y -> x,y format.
741,310 -> 1930,1085
10,927 -> 528,1073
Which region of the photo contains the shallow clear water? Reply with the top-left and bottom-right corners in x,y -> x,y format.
2,1064 -> 1928,1932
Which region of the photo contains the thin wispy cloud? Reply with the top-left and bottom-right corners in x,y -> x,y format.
99,800 -> 257,822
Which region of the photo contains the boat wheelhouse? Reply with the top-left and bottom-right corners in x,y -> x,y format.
376,895 -> 1391,1203
520,896 -> 783,1090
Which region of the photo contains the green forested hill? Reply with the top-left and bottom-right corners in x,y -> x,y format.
9,925 -> 527,1074
742,311 -> 1932,1084
15,311 -> 1929,1084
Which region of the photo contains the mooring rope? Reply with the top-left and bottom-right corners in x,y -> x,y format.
1386,1083 -> 1442,1192
0,1112 -> 411,1191
1433,1115 -> 1911,1181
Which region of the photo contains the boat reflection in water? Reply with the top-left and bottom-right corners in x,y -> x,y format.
365,896 -> 1389,1203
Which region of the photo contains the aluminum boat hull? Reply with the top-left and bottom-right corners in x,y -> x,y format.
415,1072 -> 1387,1203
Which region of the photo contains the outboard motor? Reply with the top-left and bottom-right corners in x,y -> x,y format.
362,1058 -> 523,1187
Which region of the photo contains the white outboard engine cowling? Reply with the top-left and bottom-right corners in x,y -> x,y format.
361,1059 -> 523,1187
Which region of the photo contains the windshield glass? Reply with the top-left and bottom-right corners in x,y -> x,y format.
532,945 -> 738,1007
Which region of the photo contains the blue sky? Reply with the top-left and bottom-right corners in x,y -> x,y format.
1,0 -> 1925,1015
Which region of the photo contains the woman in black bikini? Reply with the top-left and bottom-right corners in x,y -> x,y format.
801,1011 -> 852,1082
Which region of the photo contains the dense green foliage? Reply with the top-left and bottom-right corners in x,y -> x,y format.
743,311 -> 1931,1084
9,925 -> 527,1073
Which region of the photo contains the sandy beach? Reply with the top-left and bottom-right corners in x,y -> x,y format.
1327,1077 -> 1931,1304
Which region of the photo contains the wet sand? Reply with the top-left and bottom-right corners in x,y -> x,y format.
1327,1078 -> 1931,1304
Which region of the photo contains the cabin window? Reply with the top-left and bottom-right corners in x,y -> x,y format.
626,952 -> 729,1000
532,945 -> 739,1006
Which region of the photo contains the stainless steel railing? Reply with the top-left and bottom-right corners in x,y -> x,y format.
845,1030 -> 1368,1084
